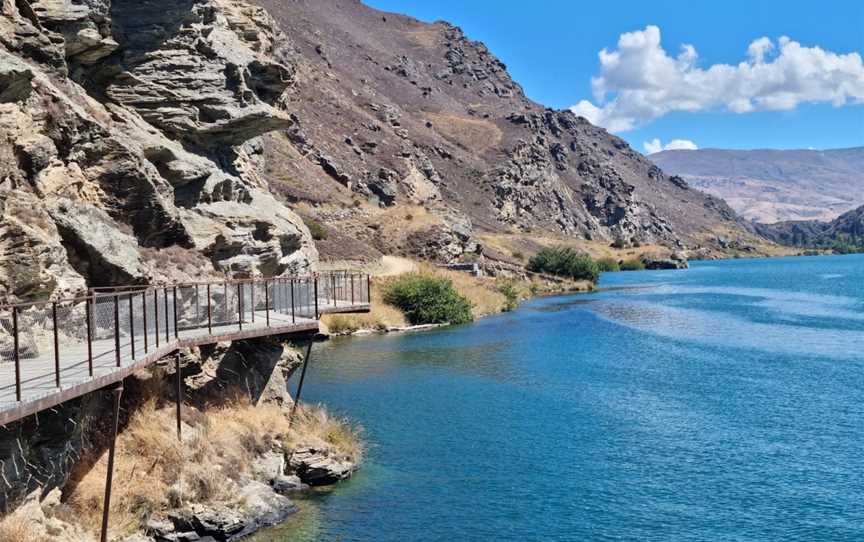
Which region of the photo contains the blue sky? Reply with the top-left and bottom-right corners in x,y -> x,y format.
365,0 -> 864,152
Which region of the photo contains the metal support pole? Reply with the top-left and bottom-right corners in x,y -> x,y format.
289,340 -> 314,425
100,381 -> 124,542
195,284 -> 199,326
313,277 -> 319,319
367,274 -> 372,303
85,299 -> 94,377
129,295 -> 135,360
164,289 -> 170,343
52,302 -> 60,388
142,292 -> 148,353
154,290 -> 160,348
114,295 -> 121,368
351,273 -> 355,305
12,308 -> 20,402
206,284 -> 212,334
332,274 -> 337,307
237,283 -> 243,330
265,279 -> 270,327
250,282 -> 255,323
175,354 -> 183,441
290,279 -> 296,323
173,287 -> 179,339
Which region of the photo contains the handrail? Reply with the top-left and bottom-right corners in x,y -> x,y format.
0,272 -> 371,420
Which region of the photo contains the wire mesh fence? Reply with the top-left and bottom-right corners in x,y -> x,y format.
0,273 -> 369,411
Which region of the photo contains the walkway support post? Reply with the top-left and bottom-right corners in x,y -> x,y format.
175,354 -> 183,441
100,380 -> 124,542
289,340 -> 314,425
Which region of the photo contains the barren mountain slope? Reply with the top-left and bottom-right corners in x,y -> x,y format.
651,148 -> 864,223
250,0 -> 766,262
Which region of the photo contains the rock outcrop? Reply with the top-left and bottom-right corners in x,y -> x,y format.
1,0 -> 318,304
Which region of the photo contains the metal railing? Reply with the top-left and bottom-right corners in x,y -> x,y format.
0,272 -> 370,409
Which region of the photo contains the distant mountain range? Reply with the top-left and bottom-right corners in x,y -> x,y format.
649,147 -> 864,224
755,205 -> 864,252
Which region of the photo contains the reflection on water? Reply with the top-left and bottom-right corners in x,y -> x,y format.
254,254 -> 864,542
593,300 -> 864,360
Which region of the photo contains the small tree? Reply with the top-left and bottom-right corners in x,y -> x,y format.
383,274 -> 473,325
527,247 -> 600,283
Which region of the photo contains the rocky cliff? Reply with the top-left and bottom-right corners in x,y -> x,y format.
1,0 -> 318,304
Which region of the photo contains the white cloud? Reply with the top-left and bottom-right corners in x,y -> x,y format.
570,26 -> 864,132
643,138 -> 699,154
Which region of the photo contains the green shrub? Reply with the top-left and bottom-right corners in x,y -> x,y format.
303,218 -> 328,241
611,238 -> 628,249
596,257 -> 620,272
496,281 -> 520,311
526,247 -> 600,283
620,258 -> 645,271
383,274 -> 473,325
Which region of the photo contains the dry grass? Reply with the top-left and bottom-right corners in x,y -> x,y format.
425,113 -> 502,152
66,391 -> 362,538
287,404 -> 364,464
0,517 -> 40,542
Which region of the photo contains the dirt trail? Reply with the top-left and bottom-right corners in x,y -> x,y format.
377,256 -> 418,276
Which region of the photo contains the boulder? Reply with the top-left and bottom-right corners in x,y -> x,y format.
288,446 -> 357,486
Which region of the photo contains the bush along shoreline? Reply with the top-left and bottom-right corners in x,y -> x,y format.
0,341 -> 363,542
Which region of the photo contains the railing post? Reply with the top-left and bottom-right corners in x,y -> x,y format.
114,295 -> 121,367
12,307 -> 21,402
332,274 -> 337,308
290,278 -> 296,323
367,274 -> 371,303
237,283 -> 243,331
154,289 -> 160,349
163,289 -> 170,343
142,292 -> 148,354
313,276 -> 319,319
195,284 -> 200,326
206,284 -> 212,334
250,282 -> 255,324
52,302 -> 60,388
85,298 -> 94,377
173,287 -> 178,339
351,273 -> 355,305
129,294 -> 135,360
265,279 -> 270,327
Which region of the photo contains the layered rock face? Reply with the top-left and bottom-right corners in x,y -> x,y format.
248,0 -> 764,262
0,0 -> 318,302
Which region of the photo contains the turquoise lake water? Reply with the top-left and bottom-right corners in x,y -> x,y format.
258,254 -> 864,541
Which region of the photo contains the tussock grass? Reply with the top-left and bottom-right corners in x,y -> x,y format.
66,390 -> 362,537
0,517 -> 39,542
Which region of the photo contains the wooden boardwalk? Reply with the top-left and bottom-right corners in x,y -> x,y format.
0,274 -> 370,426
